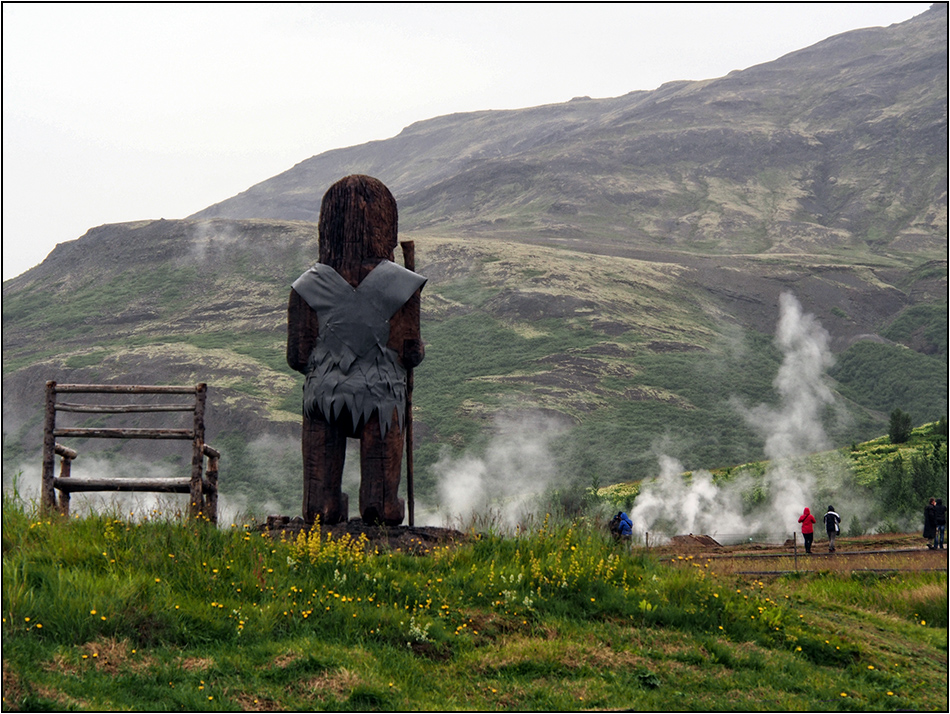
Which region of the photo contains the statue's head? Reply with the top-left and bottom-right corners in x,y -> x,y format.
318,175 -> 397,281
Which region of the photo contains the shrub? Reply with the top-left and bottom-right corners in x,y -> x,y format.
875,518 -> 901,535
889,409 -> 913,444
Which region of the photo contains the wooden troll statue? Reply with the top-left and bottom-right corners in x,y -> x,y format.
287,175 -> 425,526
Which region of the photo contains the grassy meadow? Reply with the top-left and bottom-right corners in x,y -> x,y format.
3,496 -> 946,712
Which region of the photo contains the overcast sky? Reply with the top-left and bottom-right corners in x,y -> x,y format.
2,2 -> 931,280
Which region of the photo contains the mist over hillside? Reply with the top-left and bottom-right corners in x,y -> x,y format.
3,6 -> 946,520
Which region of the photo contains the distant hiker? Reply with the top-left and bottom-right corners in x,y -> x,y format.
923,498 -> 937,548
823,505 -> 840,552
934,498 -> 947,550
609,511 -> 633,541
798,507 -> 816,554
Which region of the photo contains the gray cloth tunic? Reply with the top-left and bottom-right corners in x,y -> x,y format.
292,260 -> 426,437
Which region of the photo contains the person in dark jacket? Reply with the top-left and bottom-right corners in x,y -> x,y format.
823,505 -> 840,552
798,507 -> 816,554
934,498 -> 947,549
923,498 -> 937,547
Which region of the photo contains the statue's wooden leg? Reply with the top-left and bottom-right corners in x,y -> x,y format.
359,408 -> 405,526
302,411 -> 348,524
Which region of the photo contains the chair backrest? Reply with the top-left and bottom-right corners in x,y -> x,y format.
41,381 -> 218,523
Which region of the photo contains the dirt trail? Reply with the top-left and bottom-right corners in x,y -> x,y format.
656,532 -> 948,574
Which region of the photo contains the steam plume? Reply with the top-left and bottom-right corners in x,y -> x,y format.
420,412 -> 568,529
629,292 -> 839,541
745,292 -> 835,460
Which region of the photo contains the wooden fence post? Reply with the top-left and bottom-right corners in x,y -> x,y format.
190,383 -> 207,520
41,381 -> 58,515
204,445 -> 220,526
55,445 -> 77,517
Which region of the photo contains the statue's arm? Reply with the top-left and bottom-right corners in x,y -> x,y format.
287,288 -> 319,373
390,285 -> 424,368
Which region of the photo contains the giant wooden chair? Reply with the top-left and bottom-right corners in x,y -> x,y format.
40,381 -> 219,522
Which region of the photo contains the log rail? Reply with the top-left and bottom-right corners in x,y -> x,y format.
41,381 -> 219,523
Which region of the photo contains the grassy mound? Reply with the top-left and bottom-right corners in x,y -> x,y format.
2,500 -> 946,711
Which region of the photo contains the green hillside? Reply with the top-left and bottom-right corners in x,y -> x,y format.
831,336 -> 948,418
3,229 -> 947,521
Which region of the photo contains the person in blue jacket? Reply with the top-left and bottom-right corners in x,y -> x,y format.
609,511 -> 633,541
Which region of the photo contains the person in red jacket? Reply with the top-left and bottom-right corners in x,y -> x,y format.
798,507 -> 817,553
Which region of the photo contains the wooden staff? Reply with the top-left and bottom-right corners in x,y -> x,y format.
401,240 -> 416,526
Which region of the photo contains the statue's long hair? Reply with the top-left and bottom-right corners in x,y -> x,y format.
318,175 -> 397,285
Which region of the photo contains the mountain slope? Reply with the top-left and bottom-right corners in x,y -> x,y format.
191,5 -> 947,262
3,222 -> 945,516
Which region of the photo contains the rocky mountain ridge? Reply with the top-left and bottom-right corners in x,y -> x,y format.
191,5 -> 946,262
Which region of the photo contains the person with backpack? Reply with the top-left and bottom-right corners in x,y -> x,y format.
823,505 -> 840,552
609,511 -> 632,541
798,507 -> 816,554
934,498 -> 947,549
